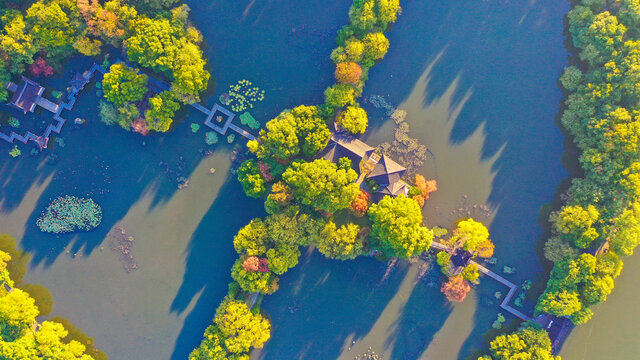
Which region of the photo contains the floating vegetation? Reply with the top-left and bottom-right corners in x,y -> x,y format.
52,90 -> 63,99
354,347 -> 383,360
227,134 -> 235,143
219,93 -> 231,105
492,313 -> 506,329
503,265 -> 516,274
239,111 -> 260,129
177,176 -> 190,190
494,291 -> 503,299
107,227 -> 138,273
227,79 -> 265,112
369,96 -> 427,178
190,123 -> 200,133
9,145 -> 20,158
55,138 -> 65,148
521,279 -> 532,291
36,196 -> 102,233
449,195 -> 492,223
514,292 -> 526,307
365,94 -> 396,116
205,131 -> 218,145
486,257 -> 498,265
8,117 -> 19,128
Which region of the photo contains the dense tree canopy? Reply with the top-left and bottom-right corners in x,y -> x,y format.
237,160 -> 267,199
316,222 -> 364,260
482,325 -> 559,360
368,195 -> 433,258
449,218 -> 491,252
282,159 -> 360,214
145,90 -> 180,132
248,105 -> 330,161
190,298 -> 270,359
102,63 -> 148,107
338,105 -> 368,134
335,61 -> 363,84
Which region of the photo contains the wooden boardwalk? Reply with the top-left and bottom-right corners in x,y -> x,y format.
191,102 -> 257,141
430,242 -> 532,322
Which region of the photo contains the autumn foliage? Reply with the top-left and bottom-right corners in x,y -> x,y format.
335,62 -> 363,84
242,256 -> 269,273
441,275 -> 471,302
477,239 -> 495,258
350,190 -> 370,217
132,118 -> 149,135
30,57 -> 53,78
412,175 -> 437,207
257,161 -> 274,182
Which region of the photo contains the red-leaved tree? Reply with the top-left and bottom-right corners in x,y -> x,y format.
350,190 -> 370,217
30,57 -> 54,78
441,275 -> 471,302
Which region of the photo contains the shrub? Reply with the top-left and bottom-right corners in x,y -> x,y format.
99,101 -> 118,126
8,146 -> 21,158
205,131 -> 218,145
36,196 -> 102,233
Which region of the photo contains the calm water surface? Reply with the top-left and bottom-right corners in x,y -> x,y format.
0,0 -> 597,359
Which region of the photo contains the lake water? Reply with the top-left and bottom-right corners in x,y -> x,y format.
0,0 -> 595,359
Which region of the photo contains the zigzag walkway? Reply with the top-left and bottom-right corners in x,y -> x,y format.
430,241 -> 532,321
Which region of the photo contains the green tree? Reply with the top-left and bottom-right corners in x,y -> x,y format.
450,218 -> 490,252
127,17 -> 179,74
551,205 -> 599,248
266,244 -> 300,275
102,63 -> 148,107
368,195 -> 433,258
338,105 -> 368,134
610,202 -> 640,256
0,288 -> 39,340
25,0 -> 80,59
233,219 -> 269,257
289,105 -> 331,157
485,325 -> 558,360
536,289 -> 582,317
171,41 -> 209,103
230,259 -> 274,294
145,91 -> 180,132
214,299 -> 271,353
461,263 -> 479,283
324,84 -> 357,109
0,11 -> 37,74
317,222 -> 363,260
559,66 -> 583,91
237,160 -> 267,198
282,159 -> 360,214
362,32 -> 389,66
251,111 -> 299,161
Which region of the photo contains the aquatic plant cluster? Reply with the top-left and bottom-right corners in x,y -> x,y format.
477,1 -> 640,359
226,79 -> 265,112
190,1 -> 405,358
36,196 -> 102,234
107,227 -> 138,273
375,106 -> 428,178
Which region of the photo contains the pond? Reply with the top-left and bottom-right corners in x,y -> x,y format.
0,0 -> 586,359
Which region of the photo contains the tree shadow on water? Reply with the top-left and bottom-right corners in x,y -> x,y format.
253,255 -> 410,360
387,280 -> 452,360
170,177 -> 265,360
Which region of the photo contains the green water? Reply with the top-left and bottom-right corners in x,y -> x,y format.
0,0 -> 611,359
